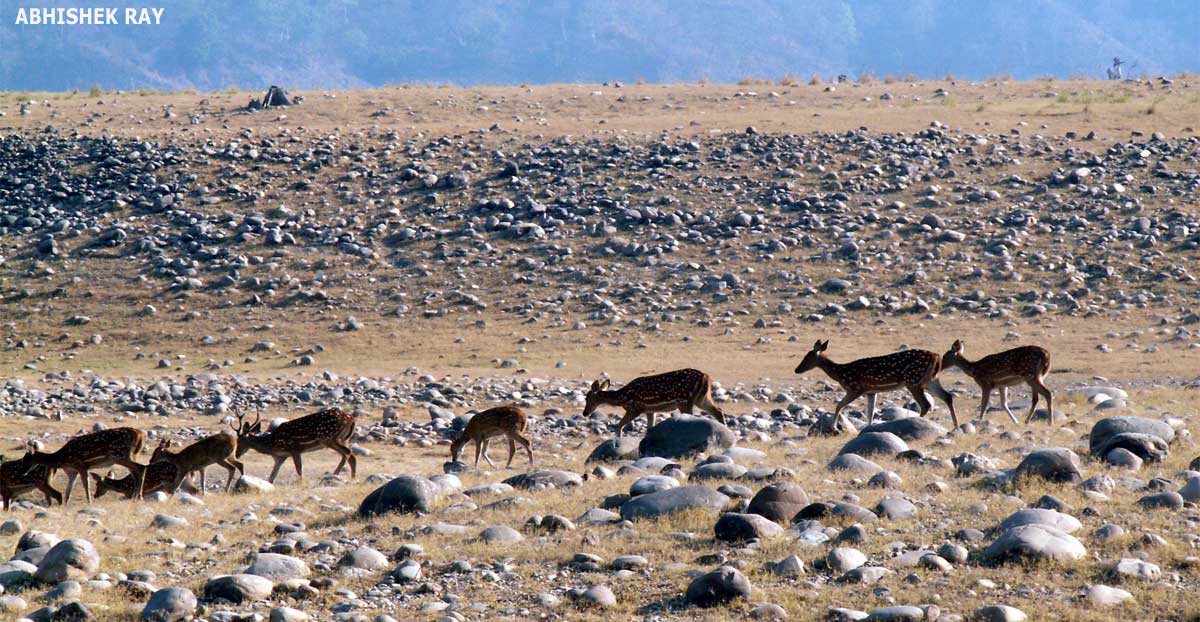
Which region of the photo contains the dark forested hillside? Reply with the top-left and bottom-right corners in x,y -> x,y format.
1,0 -> 1196,91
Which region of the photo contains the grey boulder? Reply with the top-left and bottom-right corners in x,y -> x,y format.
620,486 -> 730,521
639,414 -> 736,459
713,512 -> 784,542
34,539 -> 99,583
204,574 -> 274,603
838,432 -> 909,458
1013,448 -> 1082,483
358,475 -> 443,516
745,482 -> 809,523
983,524 -> 1086,564
684,566 -> 752,607
141,587 -> 197,622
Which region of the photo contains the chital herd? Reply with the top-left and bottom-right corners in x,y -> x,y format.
2,338 -> 1057,510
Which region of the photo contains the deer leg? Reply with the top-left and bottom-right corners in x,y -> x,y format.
978,385 -> 992,419
64,471 -> 78,504
45,482 -> 63,507
998,387 -> 1017,423
505,436 -> 517,469
220,459 -> 241,493
268,456 -> 286,483
516,432 -> 534,465
646,412 -> 656,429
614,409 -> 640,437
864,393 -> 877,426
80,468 -> 93,504
697,394 -> 727,424
344,446 -> 357,479
481,439 -> 498,467
118,459 -> 146,500
924,379 -> 959,429
1032,376 -> 1054,425
328,441 -> 355,477
291,453 -> 304,481
833,389 -> 863,417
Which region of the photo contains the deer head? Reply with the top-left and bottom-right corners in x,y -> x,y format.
91,470 -> 116,498
794,340 -> 830,374
942,339 -> 966,368
582,378 -> 612,417
233,408 -> 264,458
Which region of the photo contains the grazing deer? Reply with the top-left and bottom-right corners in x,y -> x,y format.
235,408 -> 356,483
2,452 -> 62,510
794,340 -> 959,428
449,405 -> 533,468
22,427 -> 146,504
583,368 -> 727,436
942,340 -> 1053,424
91,461 -> 199,499
150,431 -> 244,494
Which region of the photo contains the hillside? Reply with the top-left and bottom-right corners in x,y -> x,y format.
1,0 -> 1197,91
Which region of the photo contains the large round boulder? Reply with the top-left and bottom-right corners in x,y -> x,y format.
586,437 -> 641,463
998,509 -> 1081,533
713,513 -> 784,542
827,453 -> 883,473
859,417 -> 946,441
619,486 -> 730,521
244,553 -> 309,582
358,475 -> 442,517
638,414 -> 736,459
630,475 -> 679,497
503,470 -> 583,490
1013,448 -> 1082,483
837,432 -> 908,458
1089,417 -> 1173,458
1097,433 -> 1169,463
745,482 -> 809,523
337,546 -> 389,571
204,574 -> 274,604
684,566 -> 752,608
141,587 -> 197,622
982,524 -> 1086,564
34,539 -> 99,583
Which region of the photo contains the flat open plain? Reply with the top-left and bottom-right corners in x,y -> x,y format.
0,77 -> 1198,621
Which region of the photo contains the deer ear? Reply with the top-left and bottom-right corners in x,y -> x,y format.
601,379 -> 611,390
590,380 -> 600,391
818,340 -> 829,352
951,339 -> 963,353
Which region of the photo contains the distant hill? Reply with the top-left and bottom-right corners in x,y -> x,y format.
1,0 -> 1196,91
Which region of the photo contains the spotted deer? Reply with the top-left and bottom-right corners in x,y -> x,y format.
583,368 -> 727,436
90,461 -> 199,499
150,430 -> 244,494
942,340 -> 1053,424
2,451 -> 62,510
449,405 -> 533,468
22,427 -> 146,504
235,408 -> 357,483
794,340 -> 959,428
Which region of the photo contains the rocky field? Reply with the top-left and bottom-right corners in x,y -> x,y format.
0,77 -> 1198,622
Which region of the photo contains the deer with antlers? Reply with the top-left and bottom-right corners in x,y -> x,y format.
150,430 -> 244,495
449,405 -> 533,468
2,449 -> 62,510
583,368 -> 727,436
90,461 -> 199,499
794,340 -> 959,428
942,340 -> 1053,424
22,427 -> 146,504
235,408 -> 357,483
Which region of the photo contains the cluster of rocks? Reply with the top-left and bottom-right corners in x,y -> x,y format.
2,123 -> 1199,348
